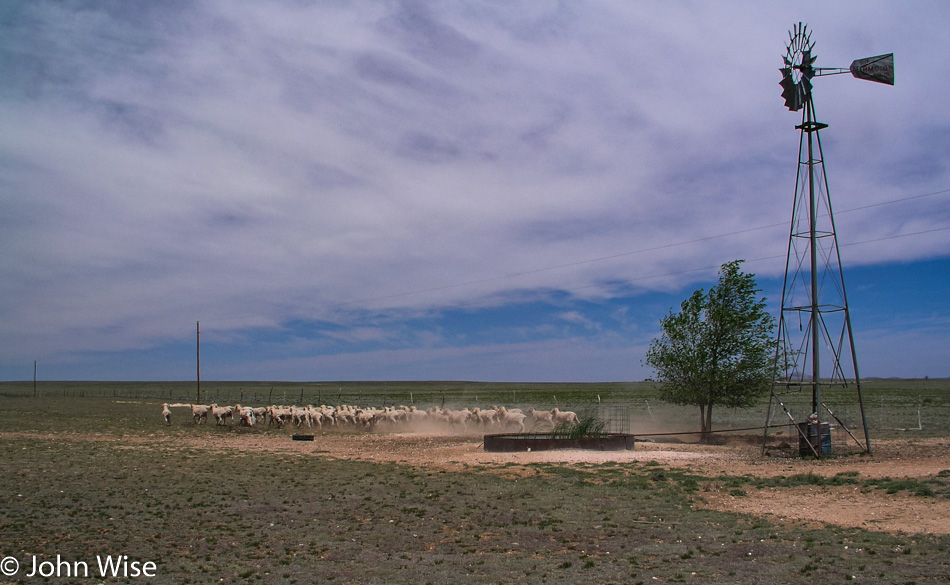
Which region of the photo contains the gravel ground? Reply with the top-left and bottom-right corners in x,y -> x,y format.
189,431 -> 950,536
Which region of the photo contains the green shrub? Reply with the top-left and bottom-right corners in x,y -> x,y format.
550,416 -> 608,439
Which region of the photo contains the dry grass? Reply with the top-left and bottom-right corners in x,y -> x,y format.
2,391 -> 950,583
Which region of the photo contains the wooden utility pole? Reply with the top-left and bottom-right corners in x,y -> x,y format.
34,361 -> 37,398
196,321 -> 201,404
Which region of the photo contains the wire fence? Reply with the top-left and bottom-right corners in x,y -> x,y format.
3,381 -> 947,439
576,405 -> 630,435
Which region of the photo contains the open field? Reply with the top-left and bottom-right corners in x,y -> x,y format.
3,378 -> 950,438
1,380 -> 950,584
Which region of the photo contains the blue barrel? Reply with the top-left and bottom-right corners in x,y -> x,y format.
798,422 -> 831,456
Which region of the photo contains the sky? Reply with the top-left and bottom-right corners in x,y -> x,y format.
1,1 -> 948,382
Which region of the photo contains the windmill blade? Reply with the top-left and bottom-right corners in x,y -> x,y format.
801,50 -> 817,78
779,71 -> 804,111
850,53 -> 894,85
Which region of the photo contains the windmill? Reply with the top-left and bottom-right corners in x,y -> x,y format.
763,23 -> 893,458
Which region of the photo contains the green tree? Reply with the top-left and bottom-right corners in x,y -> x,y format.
645,260 -> 777,440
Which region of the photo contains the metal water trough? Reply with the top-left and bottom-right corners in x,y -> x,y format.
484,433 -> 636,453
292,434 -> 315,441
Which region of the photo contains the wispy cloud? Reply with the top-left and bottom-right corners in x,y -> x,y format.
1,1 -> 948,380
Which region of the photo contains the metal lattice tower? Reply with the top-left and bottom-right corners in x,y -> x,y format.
763,24 -> 893,458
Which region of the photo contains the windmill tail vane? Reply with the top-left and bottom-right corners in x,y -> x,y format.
849,53 -> 894,85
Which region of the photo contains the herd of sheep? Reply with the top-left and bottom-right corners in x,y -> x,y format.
162,402 -> 579,434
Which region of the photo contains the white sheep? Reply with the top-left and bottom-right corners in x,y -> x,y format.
425,407 -> 450,427
551,408 -> 578,425
313,405 -> 335,426
162,403 -> 172,426
267,406 -> 292,428
190,404 -> 210,425
291,406 -> 313,428
178,400 -> 590,437
234,404 -> 256,427
404,406 -> 428,426
443,408 -> 471,432
211,404 -> 233,426
470,407 -> 497,428
336,406 -> 357,427
372,408 -> 400,428
356,408 -> 379,428
494,406 -> 526,432
526,407 -> 554,426
251,406 -> 268,423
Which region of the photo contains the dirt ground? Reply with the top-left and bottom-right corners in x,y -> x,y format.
191,431 -> 950,537
12,429 -> 950,536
